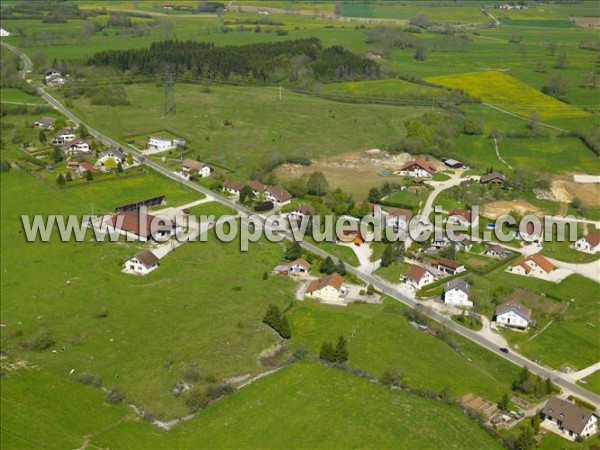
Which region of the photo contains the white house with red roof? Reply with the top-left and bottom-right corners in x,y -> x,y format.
124,250 -> 159,275
182,159 -> 212,178
506,253 -> 555,278
273,258 -> 311,280
573,232 -> 600,254
305,273 -> 346,303
403,264 -> 436,289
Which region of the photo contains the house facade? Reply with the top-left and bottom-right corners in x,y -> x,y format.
96,149 -> 126,169
222,180 -> 243,197
485,245 -> 512,259
494,300 -> 531,330
124,250 -> 159,275
264,185 -> 292,205
443,278 -> 473,308
52,129 -> 76,145
182,159 -> 212,178
273,258 -> 311,280
148,136 -> 174,151
507,253 -> 555,278
63,139 -> 90,156
540,397 -> 597,440
432,259 -> 466,276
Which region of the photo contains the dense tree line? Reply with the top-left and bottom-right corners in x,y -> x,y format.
86,38 -> 381,83
263,304 -> 291,339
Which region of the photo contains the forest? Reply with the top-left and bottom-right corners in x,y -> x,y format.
86,38 -> 382,83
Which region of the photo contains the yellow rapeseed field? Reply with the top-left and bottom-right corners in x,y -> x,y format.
425,71 -> 589,120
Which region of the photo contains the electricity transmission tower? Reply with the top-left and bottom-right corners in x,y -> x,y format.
163,62 -> 176,117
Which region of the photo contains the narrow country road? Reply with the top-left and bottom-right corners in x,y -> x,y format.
3,40 -> 598,409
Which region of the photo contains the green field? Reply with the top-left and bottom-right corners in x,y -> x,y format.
0,88 -> 44,104
578,370 -> 600,396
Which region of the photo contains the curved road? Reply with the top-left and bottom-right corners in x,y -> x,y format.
3,40 -> 598,408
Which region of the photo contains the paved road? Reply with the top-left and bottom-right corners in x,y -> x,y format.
3,40 -> 599,409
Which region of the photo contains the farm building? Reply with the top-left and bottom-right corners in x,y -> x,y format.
111,210 -> 178,242
395,159 -> 437,178
493,300 -> 531,330
115,195 -> 166,213
443,158 -> 464,169
124,250 -> 159,275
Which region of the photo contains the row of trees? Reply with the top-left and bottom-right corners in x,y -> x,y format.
86,38 -> 381,83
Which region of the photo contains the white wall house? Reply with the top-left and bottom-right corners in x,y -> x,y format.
443,279 -> 473,308
222,180 -> 243,197
404,265 -> 436,290
63,139 -> 90,156
494,301 -> 531,330
182,159 -> 212,178
395,159 -> 436,179
506,254 -> 555,278
124,250 -> 159,275
305,273 -> 346,303
273,258 -> 311,280
541,397 -> 598,440
52,130 -> 76,145
148,136 -> 174,151
573,232 -> 600,254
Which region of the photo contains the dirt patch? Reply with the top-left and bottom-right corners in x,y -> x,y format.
482,199 -> 543,219
571,17 -> 600,28
562,180 -> 600,207
461,393 -> 498,419
276,149 -> 415,199
550,180 -> 573,203
467,258 -> 489,268
506,288 -> 566,315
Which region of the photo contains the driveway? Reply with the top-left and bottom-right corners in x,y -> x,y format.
546,257 -> 600,283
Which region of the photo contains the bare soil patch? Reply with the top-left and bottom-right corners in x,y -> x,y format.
482,199 -> 542,219
563,180 -> 600,207
276,149 -> 413,199
572,17 -> 600,28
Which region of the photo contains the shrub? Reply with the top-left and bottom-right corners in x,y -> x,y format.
76,373 -> 102,387
105,388 -> 125,404
205,384 -> 234,401
183,365 -> 200,383
381,366 -> 403,387
186,389 -> 209,412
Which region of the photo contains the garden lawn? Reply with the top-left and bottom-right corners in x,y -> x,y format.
578,370 -> 600,396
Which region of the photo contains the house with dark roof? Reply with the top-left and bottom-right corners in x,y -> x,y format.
485,245 -> 513,259
573,232 -> 600,254
403,264 -> 436,289
124,250 -> 159,275
272,258 -> 311,280
247,180 -> 266,195
305,273 -> 346,303
97,149 -> 126,170
111,210 -> 178,242
479,172 -> 506,186
264,185 -> 292,205
443,158 -> 464,169
494,300 -> 532,330
34,116 -> 56,130
443,278 -> 473,308
395,159 -> 437,178
540,397 -> 597,440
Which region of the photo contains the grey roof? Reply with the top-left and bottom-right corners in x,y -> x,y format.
100,149 -> 125,161
36,116 -> 56,126
541,397 -> 594,435
494,300 -> 532,320
480,172 -> 506,184
444,278 -> 469,294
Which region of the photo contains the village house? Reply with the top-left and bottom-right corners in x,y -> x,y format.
33,117 -> 56,130
455,234 -> 473,252
448,208 -> 479,227
288,204 -> 315,221
272,258 -> 311,280
247,180 -> 266,196
264,185 -> 292,206
111,210 -> 178,242
485,245 -> 513,259
385,208 -> 413,230
96,149 -> 126,169
479,172 -> 506,186
45,70 -> 67,86
443,278 -> 473,308
403,264 -> 436,290
182,159 -> 212,178
395,158 -> 437,179
573,232 -> 600,254
0,27 -> 11,37
78,161 -> 96,175
494,300 -> 532,330
507,253 -> 555,278
540,397 -> 597,441
432,258 -> 466,276
63,139 -> 90,156
222,180 -> 243,197
305,273 -> 346,303
51,129 -> 76,145
124,250 -> 159,275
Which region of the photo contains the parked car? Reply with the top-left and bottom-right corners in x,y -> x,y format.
499,347 -> 509,354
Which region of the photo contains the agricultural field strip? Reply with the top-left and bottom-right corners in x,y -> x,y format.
3,40 -> 599,408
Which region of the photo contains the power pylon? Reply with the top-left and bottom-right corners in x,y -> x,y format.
163,62 -> 176,117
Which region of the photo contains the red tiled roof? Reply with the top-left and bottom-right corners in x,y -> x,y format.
305,273 -> 344,293
183,159 -> 206,171
266,184 -> 292,203
223,180 -> 243,191
79,162 -> 96,173
405,264 -> 428,282
133,250 -> 159,267
290,258 -> 311,270
387,208 -> 413,219
583,232 -> 600,247
449,208 -> 471,222
247,180 -> 266,192
432,258 -> 462,270
511,253 -> 555,274
400,158 -> 436,175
